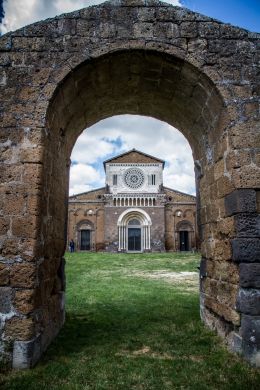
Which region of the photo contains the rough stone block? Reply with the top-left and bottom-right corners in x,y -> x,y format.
203,278 -> 238,307
232,165 -> 260,189
240,263 -> 260,288
225,189 -> 256,217
217,176 -> 235,198
206,260 -> 239,284
257,191 -> 260,213
0,287 -> 12,313
5,317 -> 35,341
232,238 -> 260,263
0,264 -> 10,285
14,289 -> 38,315
12,335 -> 41,369
241,314 -> 260,367
3,194 -> 26,216
217,216 -> 235,238
180,21 -> 198,38
241,314 -> 260,349
10,263 -> 37,288
231,332 -> 242,354
0,217 -> 9,235
234,213 -> 260,238
237,288 -> 260,315
204,295 -> 240,325
12,216 -> 40,239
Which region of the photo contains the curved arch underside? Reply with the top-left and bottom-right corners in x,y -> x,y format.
118,207 -> 152,225
47,49 -> 223,160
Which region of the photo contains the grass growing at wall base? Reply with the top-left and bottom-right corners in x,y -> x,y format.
1,252 -> 260,389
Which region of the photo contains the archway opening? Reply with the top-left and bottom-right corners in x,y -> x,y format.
42,48 -> 226,366
45,48 -> 223,257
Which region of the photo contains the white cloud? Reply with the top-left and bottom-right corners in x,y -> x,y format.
1,0 -> 183,34
69,162 -> 103,195
72,133 -> 117,165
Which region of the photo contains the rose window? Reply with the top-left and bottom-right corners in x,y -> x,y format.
124,168 -> 145,189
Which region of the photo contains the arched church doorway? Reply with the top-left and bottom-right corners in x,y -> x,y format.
0,1 -> 259,368
118,209 -> 152,252
176,220 -> 195,251
128,219 -> 142,252
77,220 -> 94,251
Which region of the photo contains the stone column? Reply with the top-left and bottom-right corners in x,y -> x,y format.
118,226 -> 121,251
148,226 -> 151,250
143,226 -> 146,250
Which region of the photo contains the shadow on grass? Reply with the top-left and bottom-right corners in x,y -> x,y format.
45,291 -> 201,360
2,292 -> 260,390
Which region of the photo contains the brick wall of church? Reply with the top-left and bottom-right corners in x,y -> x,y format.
67,197 -> 197,252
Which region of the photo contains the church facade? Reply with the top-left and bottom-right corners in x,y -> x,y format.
67,150 -> 197,252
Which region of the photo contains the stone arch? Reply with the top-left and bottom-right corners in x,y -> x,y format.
76,219 -> 94,230
118,208 -> 152,226
176,220 -> 194,232
0,0 -> 259,368
117,208 -> 152,252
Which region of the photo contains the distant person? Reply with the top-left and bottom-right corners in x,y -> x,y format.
69,239 -> 75,253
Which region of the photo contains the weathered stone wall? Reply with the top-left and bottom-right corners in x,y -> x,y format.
0,0 -> 259,368
164,187 -> 197,250
165,204 -> 197,251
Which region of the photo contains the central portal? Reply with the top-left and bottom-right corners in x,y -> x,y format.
128,227 -> 142,252
118,209 -> 152,252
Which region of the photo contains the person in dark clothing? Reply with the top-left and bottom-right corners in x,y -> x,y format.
69,239 -> 75,253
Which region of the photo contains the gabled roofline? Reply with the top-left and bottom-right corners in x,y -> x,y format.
69,186 -> 106,199
163,186 -> 196,200
103,148 -> 165,171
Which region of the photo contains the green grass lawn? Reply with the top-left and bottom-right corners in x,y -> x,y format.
1,252 -> 260,389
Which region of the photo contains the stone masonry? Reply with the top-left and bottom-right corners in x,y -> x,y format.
0,0 -> 259,368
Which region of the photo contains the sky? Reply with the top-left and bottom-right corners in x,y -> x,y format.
0,0 -> 259,195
